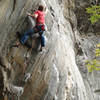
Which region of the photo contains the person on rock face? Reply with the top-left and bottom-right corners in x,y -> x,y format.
17,5 -> 47,51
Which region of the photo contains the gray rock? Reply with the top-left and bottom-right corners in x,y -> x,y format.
1,0 -> 100,100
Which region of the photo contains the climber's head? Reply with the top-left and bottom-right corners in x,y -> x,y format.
38,5 -> 44,11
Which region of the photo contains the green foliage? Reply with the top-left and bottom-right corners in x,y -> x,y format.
86,43 -> 100,72
86,5 -> 100,24
95,43 -> 100,56
86,59 -> 100,72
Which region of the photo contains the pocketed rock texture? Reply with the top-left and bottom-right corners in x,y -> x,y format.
0,0 -> 100,100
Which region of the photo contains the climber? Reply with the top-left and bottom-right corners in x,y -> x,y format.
16,5 -> 47,51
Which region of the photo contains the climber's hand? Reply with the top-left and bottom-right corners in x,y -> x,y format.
27,12 -> 31,16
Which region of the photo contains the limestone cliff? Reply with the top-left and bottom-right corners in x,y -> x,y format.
0,0 -> 100,100
75,0 -> 100,100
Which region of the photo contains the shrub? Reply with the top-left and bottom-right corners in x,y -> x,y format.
86,5 -> 100,24
86,44 -> 100,72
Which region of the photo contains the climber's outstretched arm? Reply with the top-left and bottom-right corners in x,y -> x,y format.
27,12 -> 38,19
44,7 -> 48,14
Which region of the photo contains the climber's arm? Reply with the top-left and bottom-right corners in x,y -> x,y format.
27,12 -> 38,18
44,7 -> 48,14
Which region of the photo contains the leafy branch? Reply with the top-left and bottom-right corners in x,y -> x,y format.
86,44 -> 100,72
86,5 -> 100,24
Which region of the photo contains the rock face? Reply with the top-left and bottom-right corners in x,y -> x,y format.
0,0 -> 100,100
75,0 -> 100,100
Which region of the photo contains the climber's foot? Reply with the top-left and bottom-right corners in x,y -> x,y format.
10,41 -> 21,48
40,47 -> 46,52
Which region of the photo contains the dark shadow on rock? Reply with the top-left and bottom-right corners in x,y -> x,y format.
16,31 -> 22,40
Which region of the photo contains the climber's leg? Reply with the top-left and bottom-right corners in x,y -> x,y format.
40,32 -> 45,51
20,29 -> 34,45
41,34 -> 45,47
